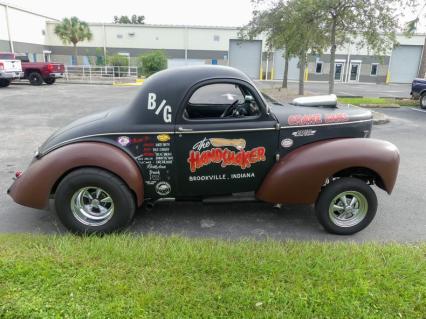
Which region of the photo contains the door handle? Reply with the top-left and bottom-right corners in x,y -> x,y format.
178,127 -> 193,132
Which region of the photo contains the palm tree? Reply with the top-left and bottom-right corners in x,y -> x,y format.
54,17 -> 93,65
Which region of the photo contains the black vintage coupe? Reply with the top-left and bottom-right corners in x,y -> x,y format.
8,66 -> 400,235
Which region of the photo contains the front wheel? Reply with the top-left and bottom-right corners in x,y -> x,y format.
28,72 -> 43,85
315,177 -> 377,235
55,168 -> 136,234
0,79 -> 11,87
44,77 -> 56,85
420,93 -> 426,109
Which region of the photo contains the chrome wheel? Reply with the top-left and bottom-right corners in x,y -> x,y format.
421,95 -> 426,108
328,191 -> 368,228
70,187 -> 114,226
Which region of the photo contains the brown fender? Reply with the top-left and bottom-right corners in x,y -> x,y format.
256,138 -> 399,204
8,142 -> 144,209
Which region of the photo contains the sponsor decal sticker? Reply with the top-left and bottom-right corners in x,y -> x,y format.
147,93 -> 172,123
281,138 -> 293,148
287,113 -> 349,126
157,134 -> 171,142
117,136 -> 130,146
291,129 -> 317,137
187,138 -> 266,173
155,181 -> 171,196
288,114 -> 322,126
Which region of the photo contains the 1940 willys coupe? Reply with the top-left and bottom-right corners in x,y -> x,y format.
8,66 -> 400,235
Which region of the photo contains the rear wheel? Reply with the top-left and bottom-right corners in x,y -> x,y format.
315,177 -> 377,235
28,72 -> 43,85
420,93 -> 426,109
55,168 -> 135,234
44,77 -> 56,85
0,79 -> 11,87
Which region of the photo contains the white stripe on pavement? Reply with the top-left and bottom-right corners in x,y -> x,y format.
410,108 -> 426,113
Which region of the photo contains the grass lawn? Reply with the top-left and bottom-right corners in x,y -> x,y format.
338,97 -> 418,107
0,234 -> 425,318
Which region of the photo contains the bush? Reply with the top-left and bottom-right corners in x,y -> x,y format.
107,54 -> 129,77
138,51 -> 167,77
107,54 -> 129,67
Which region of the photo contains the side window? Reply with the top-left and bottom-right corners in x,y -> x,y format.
185,83 -> 261,120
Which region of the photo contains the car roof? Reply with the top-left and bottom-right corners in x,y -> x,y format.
128,65 -> 255,125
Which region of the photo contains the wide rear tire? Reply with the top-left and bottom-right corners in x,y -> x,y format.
315,177 -> 377,235
55,168 -> 135,234
44,77 -> 56,85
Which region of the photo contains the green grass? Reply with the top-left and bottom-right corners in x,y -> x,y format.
0,234 -> 425,318
338,97 -> 418,107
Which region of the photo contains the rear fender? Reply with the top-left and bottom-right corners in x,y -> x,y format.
256,138 -> 399,204
8,142 -> 144,209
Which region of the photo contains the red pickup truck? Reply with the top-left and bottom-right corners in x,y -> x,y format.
0,52 -> 65,85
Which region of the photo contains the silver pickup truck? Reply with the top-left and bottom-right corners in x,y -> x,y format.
0,52 -> 24,87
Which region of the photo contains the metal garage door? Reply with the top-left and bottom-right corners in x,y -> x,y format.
389,45 -> 422,83
273,49 -> 300,80
229,39 -> 261,79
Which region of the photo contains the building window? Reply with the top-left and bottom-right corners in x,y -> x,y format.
370,63 -> 379,76
213,35 -> 220,42
315,61 -> 323,74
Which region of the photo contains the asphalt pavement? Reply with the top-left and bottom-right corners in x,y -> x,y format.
0,83 -> 424,241
255,80 -> 411,98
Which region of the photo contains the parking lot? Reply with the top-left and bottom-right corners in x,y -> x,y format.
255,81 -> 412,98
1,83 -> 425,241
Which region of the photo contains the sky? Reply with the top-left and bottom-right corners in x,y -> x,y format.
2,0 -> 425,31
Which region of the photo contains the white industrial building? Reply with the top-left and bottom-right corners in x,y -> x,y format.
1,1 -> 425,83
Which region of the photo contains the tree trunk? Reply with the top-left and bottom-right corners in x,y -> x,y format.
328,17 -> 337,94
298,53 -> 306,95
282,52 -> 289,89
418,36 -> 426,78
73,44 -> 78,65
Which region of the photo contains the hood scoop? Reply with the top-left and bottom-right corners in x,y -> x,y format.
291,94 -> 337,108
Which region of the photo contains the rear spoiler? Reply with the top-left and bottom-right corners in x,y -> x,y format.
291,94 -> 337,108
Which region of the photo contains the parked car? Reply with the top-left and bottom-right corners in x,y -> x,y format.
12,53 -> 64,85
0,52 -> 23,87
411,78 -> 426,109
8,66 -> 400,235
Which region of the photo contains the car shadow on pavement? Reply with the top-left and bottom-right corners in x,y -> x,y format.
130,201 -> 325,240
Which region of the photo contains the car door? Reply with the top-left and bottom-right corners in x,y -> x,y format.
174,79 -> 279,197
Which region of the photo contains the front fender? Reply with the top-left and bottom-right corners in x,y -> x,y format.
256,138 -> 399,204
8,142 -> 144,209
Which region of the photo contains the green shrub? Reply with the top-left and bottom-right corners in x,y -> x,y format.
107,54 -> 129,67
138,51 -> 168,77
107,54 -> 130,77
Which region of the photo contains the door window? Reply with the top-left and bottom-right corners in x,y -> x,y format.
185,83 -> 261,120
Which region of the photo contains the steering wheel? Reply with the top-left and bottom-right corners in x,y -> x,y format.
220,100 -> 239,118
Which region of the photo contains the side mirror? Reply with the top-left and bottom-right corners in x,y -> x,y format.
245,95 -> 255,102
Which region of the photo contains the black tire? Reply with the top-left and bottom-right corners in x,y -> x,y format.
28,72 -> 43,85
55,168 -> 135,234
0,79 -> 11,87
420,93 -> 426,109
315,177 -> 377,235
44,77 -> 56,85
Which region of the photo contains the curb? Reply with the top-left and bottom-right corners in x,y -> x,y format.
359,103 -> 400,108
